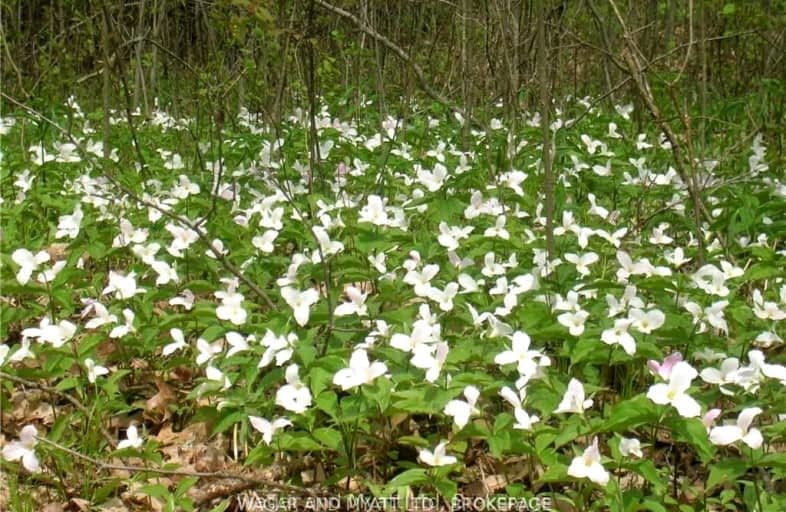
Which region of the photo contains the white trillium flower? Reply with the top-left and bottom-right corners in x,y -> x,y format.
85,358 -> 109,383
619,437 -> 643,458
196,337 -> 223,366
565,252 -> 599,277
215,290 -> 247,325
700,357 -> 742,395
102,271 -> 145,300
36,260 -> 66,285
84,302 -> 117,329
554,378 -> 593,414
258,330 -> 297,368
494,331 -> 550,380
132,242 -> 160,264
557,310 -> 590,337
21,318 -> 77,348
444,386 -> 480,429
629,308 -> 665,334
252,229 -> 279,253
109,309 -> 135,338
709,407 -> 764,449
205,365 -> 231,390
332,349 -> 389,390
334,286 -> 369,317
276,364 -> 312,414
358,195 -> 389,226
55,204 -> 83,239
225,331 -> 251,357
249,416 -> 292,445
118,425 -> 144,450
647,361 -> 701,417
280,286 -> 319,326
164,328 -> 188,356
601,319 -> 636,355
403,264 -> 440,297
427,282 -> 459,312
151,260 -> 179,285
2,425 -> 40,472
568,437 -> 609,486
11,248 -> 50,285
411,342 -> 449,383
169,289 -> 195,310
8,339 -> 34,363
419,441 -> 457,467
484,215 -> 510,240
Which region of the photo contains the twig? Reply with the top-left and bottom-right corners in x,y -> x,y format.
34,436 -> 321,498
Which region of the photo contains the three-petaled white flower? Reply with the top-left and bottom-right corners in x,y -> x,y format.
494,331 -> 550,381
334,286 -> 369,317
403,264 -> 440,297
619,437 -> 643,458
85,358 -> 109,383
280,287 -> 320,326
249,416 -> 292,445
102,271 -> 145,300
411,342 -> 449,383
568,437 -> 609,486
647,361 -> 701,417
709,407 -> 764,449
419,441 -> 457,467
215,290 -> 247,326
276,364 -> 312,414
444,386 -> 480,429
11,249 -> 50,285
333,349 -> 389,390
118,425 -> 144,450
554,378 -> 593,414
164,328 -> 188,356
601,319 -> 636,355
2,425 -> 40,472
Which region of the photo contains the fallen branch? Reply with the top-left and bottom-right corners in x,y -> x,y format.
35,435 -> 322,498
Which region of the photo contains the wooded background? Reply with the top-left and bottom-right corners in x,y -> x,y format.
2,1 -> 785,145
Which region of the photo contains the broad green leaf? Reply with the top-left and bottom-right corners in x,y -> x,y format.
604,395 -> 658,432
706,458 -> 748,490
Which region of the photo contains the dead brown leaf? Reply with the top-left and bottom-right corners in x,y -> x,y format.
144,377 -> 176,423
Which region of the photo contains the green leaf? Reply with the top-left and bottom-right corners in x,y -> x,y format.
722,3 -> 736,15
309,366 -> 337,398
432,477 -> 458,499
315,391 -> 339,421
138,483 -> 170,498
312,427 -> 343,450
212,410 -> 244,435
387,469 -> 429,487
631,460 -> 667,493
55,377 -> 80,392
707,458 -> 748,491
758,453 -> 786,470
743,263 -> 781,282
604,395 -> 658,432
672,417 -> 715,463
277,432 -> 325,451
538,463 -> 568,483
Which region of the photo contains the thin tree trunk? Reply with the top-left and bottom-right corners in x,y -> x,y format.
133,0 -> 149,114
101,0 -> 111,155
538,0 -> 555,259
